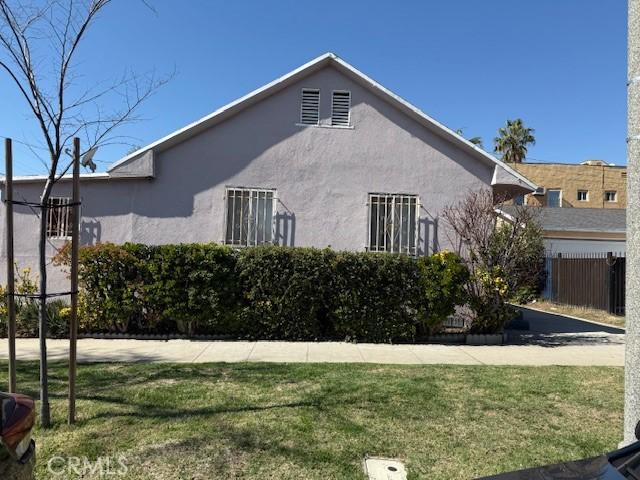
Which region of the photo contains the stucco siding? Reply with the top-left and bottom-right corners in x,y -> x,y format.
1,65 -> 495,290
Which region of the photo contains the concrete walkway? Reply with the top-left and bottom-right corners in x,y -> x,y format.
0,337 -> 623,366
0,310 -> 624,367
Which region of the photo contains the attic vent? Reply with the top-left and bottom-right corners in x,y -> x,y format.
622,171 -> 628,178
331,91 -> 351,127
300,89 -> 320,125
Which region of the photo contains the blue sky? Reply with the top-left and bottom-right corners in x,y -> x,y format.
0,0 -> 628,175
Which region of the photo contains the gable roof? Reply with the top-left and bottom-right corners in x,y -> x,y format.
500,206 -> 626,233
108,52 -> 537,191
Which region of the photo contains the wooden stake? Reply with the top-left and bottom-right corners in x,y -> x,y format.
68,138 -> 80,424
5,138 -> 16,393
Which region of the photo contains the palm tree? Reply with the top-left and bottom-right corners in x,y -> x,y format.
455,128 -> 484,149
493,119 -> 536,163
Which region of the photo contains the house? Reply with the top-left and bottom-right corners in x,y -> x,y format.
510,160 -> 626,208
0,53 -> 535,290
499,206 -> 626,255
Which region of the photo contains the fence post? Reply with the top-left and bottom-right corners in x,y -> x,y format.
607,252 -> 615,314
555,252 -> 562,302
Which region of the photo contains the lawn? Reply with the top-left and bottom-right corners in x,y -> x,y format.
2,362 -> 623,479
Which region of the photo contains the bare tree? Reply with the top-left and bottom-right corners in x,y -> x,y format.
443,190 -> 545,333
0,0 -> 169,427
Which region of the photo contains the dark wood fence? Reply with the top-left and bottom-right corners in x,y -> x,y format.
544,252 -> 625,315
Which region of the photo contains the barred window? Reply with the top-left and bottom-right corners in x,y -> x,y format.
46,197 -> 73,238
225,188 -> 276,246
368,193 -> 419,255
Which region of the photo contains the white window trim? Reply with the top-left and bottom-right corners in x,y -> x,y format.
605,191 -> 618,202
46,196 -> 74,239
366,193 -> 420,256
577,190 -> 589,201
331,90 -> 351,127
223,187 -> 277,247
547,189 -> 562,208
300,88 -> 320,126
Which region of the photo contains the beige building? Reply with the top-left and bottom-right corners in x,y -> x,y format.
511,160 -> 627,208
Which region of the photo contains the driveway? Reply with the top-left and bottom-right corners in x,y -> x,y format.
509,306 -> 625,347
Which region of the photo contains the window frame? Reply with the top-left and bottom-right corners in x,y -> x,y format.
223,187 -> 277,247
330,90 -> 351,127
546,189 -> 562,208
299,88 -> 320,126
366,193 -> 420,256
605,190 -> 618,203
577,190 -> 589,202
46,196 -> 74,239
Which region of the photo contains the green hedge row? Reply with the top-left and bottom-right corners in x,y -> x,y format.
63,243 -> 468,343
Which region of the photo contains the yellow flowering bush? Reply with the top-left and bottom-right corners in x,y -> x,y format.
0,266 -> 72,338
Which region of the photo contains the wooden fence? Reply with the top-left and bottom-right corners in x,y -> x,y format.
543,252 -> 626,315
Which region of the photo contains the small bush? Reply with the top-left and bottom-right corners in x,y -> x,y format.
237,246 -> 336,340
144,243 -> 240,335
332,252 -> 421,343
417,251 -> 469,335
77,243 -> 145,333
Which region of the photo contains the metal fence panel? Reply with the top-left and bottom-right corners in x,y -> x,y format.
544,252 -> 625,315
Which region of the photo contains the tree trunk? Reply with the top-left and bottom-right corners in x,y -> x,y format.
38,198 -> 50,428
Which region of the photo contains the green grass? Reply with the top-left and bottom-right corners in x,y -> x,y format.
2,362 -> 623,479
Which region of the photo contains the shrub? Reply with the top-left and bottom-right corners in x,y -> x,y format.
144,243 -> 240,335
443,191 -> 545,333
332,252 -> 421,343
54,242 -> 472,342
237,246 -> 336,340
15,299 -> 69,338
416,251 -> 469,335
76,243 -> 146,333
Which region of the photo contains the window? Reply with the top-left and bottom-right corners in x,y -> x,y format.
331,91 -> 351,127
577,190 -> 588,201
368,194 -> 419,255
513,194 -> 524,206
546,189 -> 562,208
46,197 -> 74,238
225,188 -> 275,246
300,89 -> 320,125
605,191 -> 617,202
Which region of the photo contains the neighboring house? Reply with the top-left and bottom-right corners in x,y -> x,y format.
499,206 -> 626,255
510,160 -> 626,208
0,52 -> 535,290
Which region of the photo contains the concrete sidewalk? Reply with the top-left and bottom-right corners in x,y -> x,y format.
0,338 -> 624,366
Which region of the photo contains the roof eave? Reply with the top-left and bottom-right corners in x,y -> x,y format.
107,52 -> 538,192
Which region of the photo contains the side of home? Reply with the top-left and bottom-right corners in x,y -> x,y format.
0,53 -> 534,290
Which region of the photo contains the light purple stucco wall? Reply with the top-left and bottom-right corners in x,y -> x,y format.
0,65 -> 494,291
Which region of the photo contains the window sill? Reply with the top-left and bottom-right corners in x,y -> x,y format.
295,123 -> 354,130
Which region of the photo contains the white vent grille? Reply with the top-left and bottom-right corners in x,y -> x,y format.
331,91 -> 351,126
300,89 -> 320,125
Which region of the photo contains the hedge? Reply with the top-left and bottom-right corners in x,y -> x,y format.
53,243 -> 469,343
